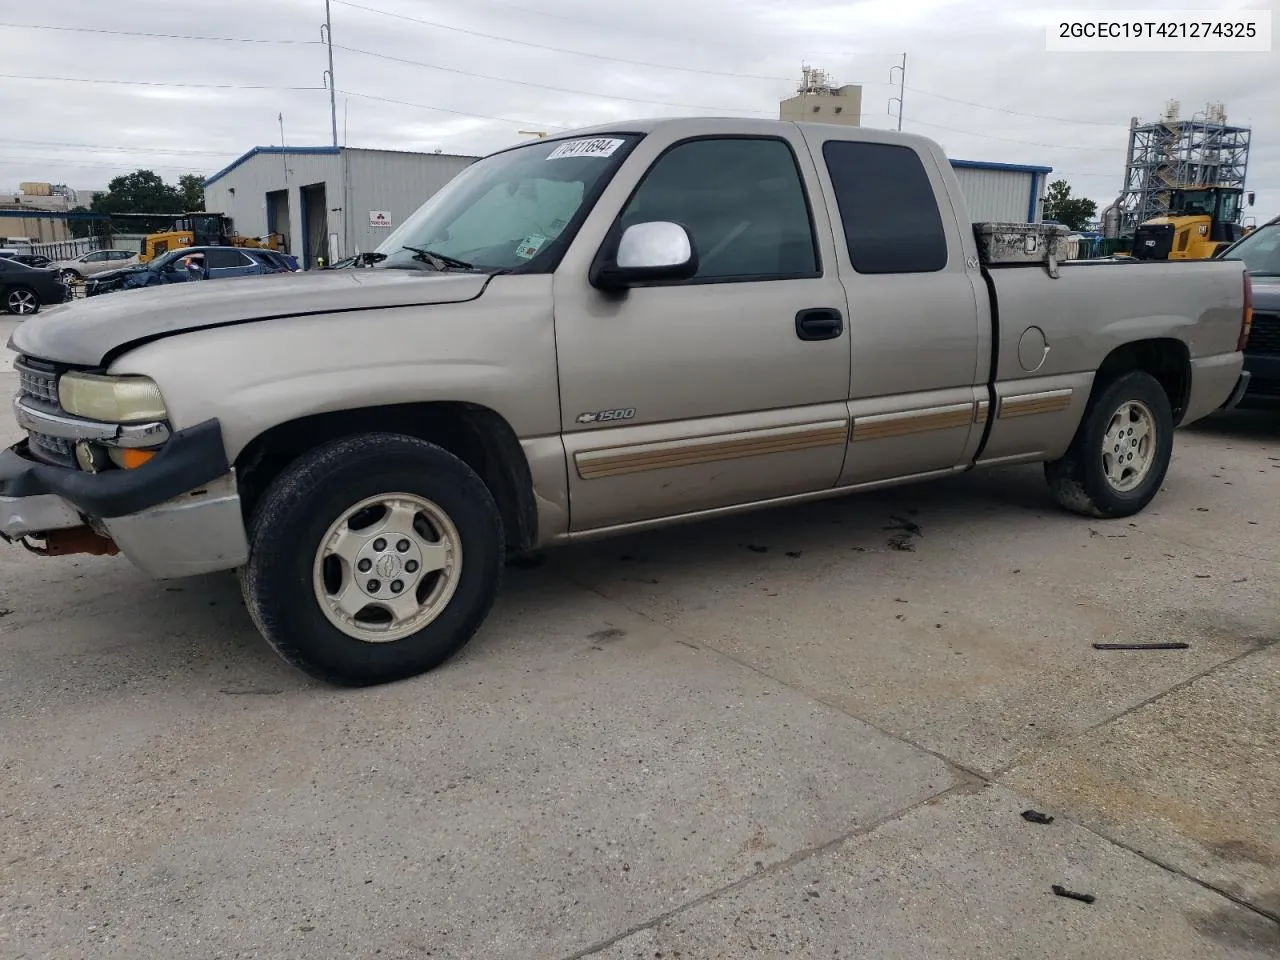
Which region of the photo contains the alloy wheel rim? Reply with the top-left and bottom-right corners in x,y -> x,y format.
311,492 -> 462,643
9,290 -> 36,314
1102,399 -> 1156,493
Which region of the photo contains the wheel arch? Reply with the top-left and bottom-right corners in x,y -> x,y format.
234,401 -> 538,554
1092,338 -> 1191,423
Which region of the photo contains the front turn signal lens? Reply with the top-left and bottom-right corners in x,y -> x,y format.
108,448 -> 157,470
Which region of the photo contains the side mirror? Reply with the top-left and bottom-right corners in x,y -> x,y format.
590,221 -> 698,290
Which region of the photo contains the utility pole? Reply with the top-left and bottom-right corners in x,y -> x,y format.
322,0 -> 338,148
278,113 -> 289,183
888,53 -> 906,131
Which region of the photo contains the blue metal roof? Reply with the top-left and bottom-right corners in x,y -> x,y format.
949,158 -> 1053,175
204,146 -> 341,188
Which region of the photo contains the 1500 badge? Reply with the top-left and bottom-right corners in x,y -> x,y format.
576,408 -> 636,424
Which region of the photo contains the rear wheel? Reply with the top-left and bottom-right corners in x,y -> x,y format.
241,433 -> 505,686
4,286 -> 39,316
1045,370 -> 1174,518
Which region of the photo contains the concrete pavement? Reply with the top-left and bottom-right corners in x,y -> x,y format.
0,315 -> 1276,958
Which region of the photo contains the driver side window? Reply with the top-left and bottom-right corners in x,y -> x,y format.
618,137 -> 819,282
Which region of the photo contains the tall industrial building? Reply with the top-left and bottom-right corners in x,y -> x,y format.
1113,101 -> 1250,235
779,66 -> 862,126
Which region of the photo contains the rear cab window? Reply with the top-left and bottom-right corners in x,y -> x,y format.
821,141 -> 948,274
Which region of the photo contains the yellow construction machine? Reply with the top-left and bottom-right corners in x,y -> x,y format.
138,213 -> 283,263
1130,186 -> 1253,260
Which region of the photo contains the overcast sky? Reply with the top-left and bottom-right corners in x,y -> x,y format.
1,0 -> 1275,218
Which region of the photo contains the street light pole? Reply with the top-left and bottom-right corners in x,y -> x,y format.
322,0 -> 338,148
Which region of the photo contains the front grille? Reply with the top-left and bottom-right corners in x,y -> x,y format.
1245,312 -> 1280,356
13,356 -> 76,467
15,356 -> 59,403
29,433 -> 75,467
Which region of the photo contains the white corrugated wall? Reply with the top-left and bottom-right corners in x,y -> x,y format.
204,148 -> 478,265
345,150 -> 476,254
203,151 -> 344,260
950,166 -> 1040,223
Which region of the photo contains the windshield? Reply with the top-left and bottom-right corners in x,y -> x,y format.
1221,224 -> 1280,276
1171,190 -> 1215,217
375,135 -> 638,273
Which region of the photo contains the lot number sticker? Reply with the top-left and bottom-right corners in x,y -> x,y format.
515,234 -> 549,260
546,138 -> 625,160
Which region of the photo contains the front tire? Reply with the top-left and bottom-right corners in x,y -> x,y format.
5,286 -> 39,316
241,433 -> 504,686
1045,370 -> 1174,518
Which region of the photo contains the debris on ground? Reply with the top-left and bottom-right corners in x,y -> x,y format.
1051,884 -> 1096,904
885,515 -> 922,552
1092,642 -> 1189,651
744,544 -> 769,553
1021,809 -> 1055,825
785,551 -> 802,558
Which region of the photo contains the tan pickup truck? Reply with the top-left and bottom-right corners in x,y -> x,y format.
2,118 -> 1252,685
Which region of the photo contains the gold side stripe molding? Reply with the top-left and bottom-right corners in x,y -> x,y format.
999,388 -> 1074,419
575,390 -> 1071,480
576,421 -> 848,480
851,403 -> 974,442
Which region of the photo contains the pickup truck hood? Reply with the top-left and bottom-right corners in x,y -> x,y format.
10,269 -> 490,366
1250,275 -> 1280,312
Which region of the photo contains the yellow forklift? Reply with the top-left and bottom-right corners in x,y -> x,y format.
1130,185 -> 1254,260
138,213 -> 283,263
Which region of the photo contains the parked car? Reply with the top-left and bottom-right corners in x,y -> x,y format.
0,257 -> 70,315
1,117 -> 1250,686
54,249 -> 140,280
2,253 -> 54,269
251,249 -> 300,272
1218,215 -> 1280,405
85,245 -> 290,296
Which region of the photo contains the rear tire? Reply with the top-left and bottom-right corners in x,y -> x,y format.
4,286 -> 39,316
1045,370 -> 1174,518
241,433 -> 504,686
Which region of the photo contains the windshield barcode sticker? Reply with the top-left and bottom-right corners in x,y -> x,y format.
546,138 -> 625,160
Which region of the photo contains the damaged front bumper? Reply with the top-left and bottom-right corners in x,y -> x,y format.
0,419 -> 249,577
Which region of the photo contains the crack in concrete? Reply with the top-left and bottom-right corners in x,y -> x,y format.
988,636 -> 1279,780
559,777 -> 986,960
554,568 -> 1280,951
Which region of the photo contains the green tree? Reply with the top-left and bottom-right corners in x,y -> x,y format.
67,205 -> 95,239
90,170 -> 183,216
177,173 -> 206,212
1043,179 -> 1098,231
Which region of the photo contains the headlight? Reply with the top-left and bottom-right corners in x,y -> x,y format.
58,373 -> 167,423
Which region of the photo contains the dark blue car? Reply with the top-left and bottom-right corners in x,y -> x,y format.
85,246 -> 291,296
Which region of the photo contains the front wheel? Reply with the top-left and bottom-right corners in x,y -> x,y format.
241,433 -> 505,685
1045,370 -> 1174,518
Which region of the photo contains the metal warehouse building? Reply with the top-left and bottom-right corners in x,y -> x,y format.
202,145 -> 1051,269
949,159 -> 1052,224
202,146 -> 477,269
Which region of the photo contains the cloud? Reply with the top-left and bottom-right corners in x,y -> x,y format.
0,0 -> 1274,218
